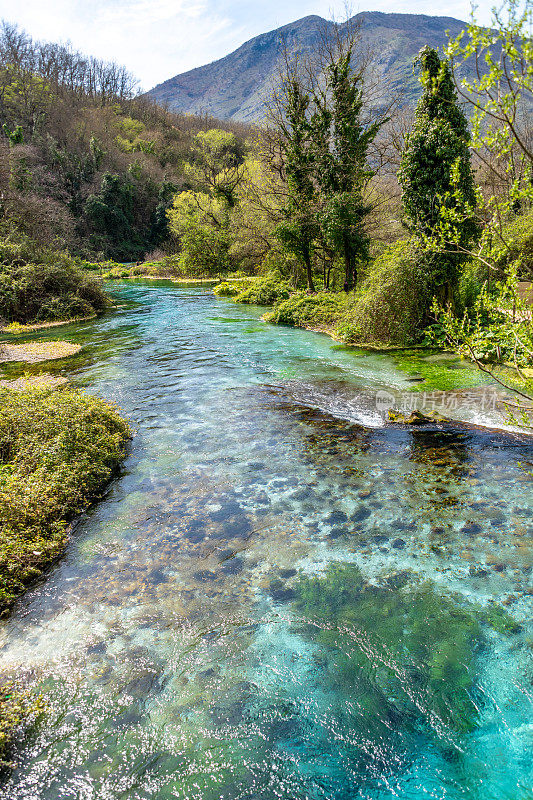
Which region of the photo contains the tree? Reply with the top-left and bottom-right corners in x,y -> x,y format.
84,173 -> 145,261
445,0 -> 532,271
310,45 -> 382,288
186,129 -> 245,208
398,46 -> 479,302
267,73 -> 318,292
429,1 -> 533,422
167,190 -> 231,275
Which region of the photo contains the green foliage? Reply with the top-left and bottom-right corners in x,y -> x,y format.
271,79 -> 317,291
398,47 -> 479,300
233,271 -> 291,306
446,0 -> 533,225
2,123 -> 23,145
294,563 -> 483,734
0,680 -> 41,765
0,386 -> 131,611
496,211 -> 533,278
167,191 -> 231,275
310,47 -> 382,286
264,290 -> 346,326
0,260 -> 108,324
345,240 -> 429,345
213,279 -> 253,297
434,273 -> 533,366
84,172 -> 152,262
186,129 -> 245,207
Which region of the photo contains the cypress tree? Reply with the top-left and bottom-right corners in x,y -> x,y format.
398,46 -> 479,301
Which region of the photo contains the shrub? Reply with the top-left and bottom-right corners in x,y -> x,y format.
234,271 -> 291,305
0,261 -> 108,324
265,290 -> 346,327
496,210 -> 533,278
0,386 -> 131,611
213,279 -> 253,297
344,241 -> 429,345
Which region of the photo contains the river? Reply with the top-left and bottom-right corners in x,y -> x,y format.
0,281 -> 531,800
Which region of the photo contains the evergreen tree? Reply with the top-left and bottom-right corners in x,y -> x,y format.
310,48 -> 382,289
398,46 -> 479,301
272,78 -> 318,292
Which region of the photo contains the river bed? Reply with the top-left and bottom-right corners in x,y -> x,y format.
0,282 -> 531,800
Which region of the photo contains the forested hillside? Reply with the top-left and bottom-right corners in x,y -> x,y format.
0,23 -> 250,262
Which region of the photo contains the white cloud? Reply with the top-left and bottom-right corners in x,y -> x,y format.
0,0 -> 495,90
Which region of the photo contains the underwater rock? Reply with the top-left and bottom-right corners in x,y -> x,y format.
267,579 -> 296,603
210,500 -> 243,521
388,409 -> 449,425
469,566 -> 489,578
279,568 -> 297,578
147,568 -> 168,585
391,538 -> 406,549
461,522 -> 482,536
220,558 -> 244,575
351,506 -> 371,523
325,510 -> 348,524
86,641 -> 107,654
193,570 -> 218,582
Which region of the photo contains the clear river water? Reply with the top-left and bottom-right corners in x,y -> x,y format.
0,281 -> 532,800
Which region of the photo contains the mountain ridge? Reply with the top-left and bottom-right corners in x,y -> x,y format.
147,11 -> 470,121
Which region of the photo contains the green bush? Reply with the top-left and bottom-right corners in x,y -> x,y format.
0,261 -> 108,324
213,279 -> 254,297
345,240 -> 429,345
265,290 -> 346,327
234,271 -> 291,305
496,210 -> 533,278
0,386 -> 131,611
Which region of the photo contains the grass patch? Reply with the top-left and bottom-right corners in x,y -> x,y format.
0,385 -> 131,761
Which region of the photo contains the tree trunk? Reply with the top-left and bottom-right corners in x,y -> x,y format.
303,246 -> 315,293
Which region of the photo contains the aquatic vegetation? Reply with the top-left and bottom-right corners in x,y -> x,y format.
0,386 -> 132,611
294,563 -> 484,735
393,350 -> 489,391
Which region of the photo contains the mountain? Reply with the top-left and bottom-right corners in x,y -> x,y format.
147,12 -> 469,121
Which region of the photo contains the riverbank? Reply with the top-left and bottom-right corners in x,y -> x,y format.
0,316 -> 97,334
0,353 -> 132,759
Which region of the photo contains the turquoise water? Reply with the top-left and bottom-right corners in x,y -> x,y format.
0,282 -> 531,800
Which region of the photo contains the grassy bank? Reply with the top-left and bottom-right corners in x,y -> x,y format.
214,266 -> 425,349
0,385 -> 131,759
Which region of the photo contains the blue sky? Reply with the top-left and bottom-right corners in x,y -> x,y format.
0,0 -> 494,90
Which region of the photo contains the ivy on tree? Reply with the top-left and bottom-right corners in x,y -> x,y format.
310,48 -> 382,289
398,46 -> 479,302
